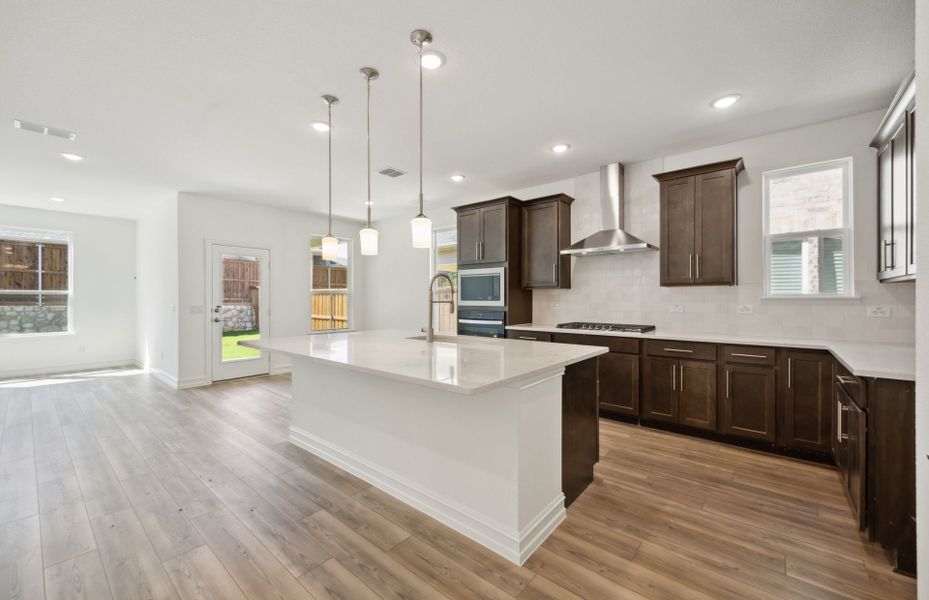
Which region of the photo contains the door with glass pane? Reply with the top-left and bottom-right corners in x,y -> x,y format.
210,245 -> 270,381
432,228 -> 457,334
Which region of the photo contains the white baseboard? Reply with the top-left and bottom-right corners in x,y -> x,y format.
289,425 -> 564,565
0,358 -> 138,380
177,376 -> 210,389
270,363 -> 292,375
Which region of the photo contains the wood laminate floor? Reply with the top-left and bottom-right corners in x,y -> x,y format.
0,369 -> 915,600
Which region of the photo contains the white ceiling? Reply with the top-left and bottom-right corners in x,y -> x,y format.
0,0 -> 914,221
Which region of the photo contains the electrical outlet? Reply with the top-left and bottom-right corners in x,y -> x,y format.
866,305 -> 891,318
736,304 -> 754,315
669,304 -> 684,313
550,303 -> 560,310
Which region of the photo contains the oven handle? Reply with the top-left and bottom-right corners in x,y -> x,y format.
459,319 -> 504,325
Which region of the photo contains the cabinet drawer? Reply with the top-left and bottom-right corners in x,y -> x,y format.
835,363 -> 865,409
553,333 -> 639,354
645,340 -> 716,361
506,330 -> 552,342
722,344 -> 775,366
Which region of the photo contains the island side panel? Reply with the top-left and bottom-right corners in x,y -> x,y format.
288,359 -> 564,564
561,357 -> 599,506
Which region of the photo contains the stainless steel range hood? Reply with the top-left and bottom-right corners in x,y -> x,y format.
561,163 -> 657,256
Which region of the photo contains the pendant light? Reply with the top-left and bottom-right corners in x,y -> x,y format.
359,67 -> 379,256
320,94 -> 339,261
410,29 -> 434,249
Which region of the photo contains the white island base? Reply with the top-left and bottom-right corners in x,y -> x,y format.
288,358 -> 566,565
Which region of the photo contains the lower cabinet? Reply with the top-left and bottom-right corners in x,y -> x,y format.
720,364 -> 776,442
778,350 -> 834,454
642,357 -> 716,431
598,352 -> 639,416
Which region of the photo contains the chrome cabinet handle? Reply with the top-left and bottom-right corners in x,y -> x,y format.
836,375 -> 860,386
883,240 -> 891,271
726,369 -> 730,398
664,348 -> 694,353
731,352 -> 767,359
518,336 -> 538,340
689,254 -> 693,279
552,263 -> 557,283
787,358 -> 792,389
696,253 -> 700,279
679,364 -> 684,392
836,399 -> 841,443
475,242 -> 479,261
672,363 -> 676,391
890,240 -> 897,269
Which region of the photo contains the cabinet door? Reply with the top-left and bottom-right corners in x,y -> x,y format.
877,143 -> 893,277
642,357 -> 677,423
695,169 -> 735,285
598,353 -> 639,416
889,119 -> 908,278
457,209 -> 482,266
721,364 -> 775,441
522,201 -> 559,287
778,351 -> 833,454
678,360 -> 717,431
660,176 -> 696,285
479,204 -> 507,263
845,398 -> 866,530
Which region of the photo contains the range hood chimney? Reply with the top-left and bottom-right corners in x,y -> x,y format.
561,163 -> 657,256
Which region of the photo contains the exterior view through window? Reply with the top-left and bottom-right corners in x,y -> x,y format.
762,158 -> 853,297
310,236 -> 350,331
432,227 -> 457,334
221,254 -> 262,360
0,229 -> 71,335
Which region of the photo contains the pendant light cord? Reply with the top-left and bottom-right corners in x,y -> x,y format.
417,42 -> 424,217
327,100 -> 333,236
366,75 -> 372,228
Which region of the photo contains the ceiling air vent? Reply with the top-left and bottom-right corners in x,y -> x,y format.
378,167 -> 406,178
13,119 -> 77,141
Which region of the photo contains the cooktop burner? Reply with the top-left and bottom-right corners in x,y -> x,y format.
556,322 -> 656,333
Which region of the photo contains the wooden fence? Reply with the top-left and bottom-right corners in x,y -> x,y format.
434,288 -> 456,334
223,258 -> 259,303
311,292 -> 349,330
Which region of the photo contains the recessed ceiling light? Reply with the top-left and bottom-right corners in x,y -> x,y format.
420,49 -> 445,69
310,121 -> 330,132
712,94 -> 742,109
50,196 -> 65,202
551,143 -> 570,154
450,174 -> 465,182
60,152 -> 83,161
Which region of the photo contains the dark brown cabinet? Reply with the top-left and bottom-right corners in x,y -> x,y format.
872,72 -> 915,282
598,353 -> 639,416
642,356 -> 716,431
654,159 -> 744,286
721,364 -> 776,442
777,350 -> 833,454
521,194 -> 573,288
454,198 -> 515,267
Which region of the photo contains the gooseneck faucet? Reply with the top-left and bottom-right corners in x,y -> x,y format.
427,273 -> 455,343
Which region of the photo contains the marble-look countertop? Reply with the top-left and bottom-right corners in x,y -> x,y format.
506,324 -> 915,381
242,330 -> 608,395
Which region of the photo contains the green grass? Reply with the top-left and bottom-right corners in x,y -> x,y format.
222,330 -> 261,360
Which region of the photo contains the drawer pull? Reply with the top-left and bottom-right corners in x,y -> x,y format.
518,336 -> 538,340
731,352 -> 767,359
663,348 -> 694,353
459,319 -> 503,325
836,375 -> 860,386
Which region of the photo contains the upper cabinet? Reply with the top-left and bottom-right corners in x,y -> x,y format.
453,197 -> 521,267
653,159 -> 744,286
521,194 -> 574,288
871,71 -> 915,282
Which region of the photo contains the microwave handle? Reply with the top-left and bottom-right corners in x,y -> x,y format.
459,319 -> 504,325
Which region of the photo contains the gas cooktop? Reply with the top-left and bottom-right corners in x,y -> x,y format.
556,322 -> 656,333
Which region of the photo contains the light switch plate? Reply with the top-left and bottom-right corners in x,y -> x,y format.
736,304 -> 754,314
866,305 -> 891,318
669,304 -> 684,313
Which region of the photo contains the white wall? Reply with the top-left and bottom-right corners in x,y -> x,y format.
0,205 -> 136,376
530,110 -> 915,343
136,197 -> 179,383
177,193 -> 365,386
913,0 -> 927,593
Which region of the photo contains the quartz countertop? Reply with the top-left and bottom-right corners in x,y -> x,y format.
242,330 -> 608,395
506,324 -> 915,381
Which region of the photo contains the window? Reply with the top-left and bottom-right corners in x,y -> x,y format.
310,236 -> 351,331
762,158 -> 853,297
431,227 -> 457,334
0,228 -> 72,335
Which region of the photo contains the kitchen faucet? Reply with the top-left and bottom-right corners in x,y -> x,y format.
426,273 -> 455,343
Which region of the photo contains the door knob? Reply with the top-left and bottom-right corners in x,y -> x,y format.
213,305 -> 222,313
213,317 -> 222,323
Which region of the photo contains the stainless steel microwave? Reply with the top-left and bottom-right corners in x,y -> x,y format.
457,267 -> 505,307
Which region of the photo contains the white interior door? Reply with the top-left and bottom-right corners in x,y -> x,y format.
210,244 -> 270,381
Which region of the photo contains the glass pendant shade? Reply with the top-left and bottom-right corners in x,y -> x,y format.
321,235 -> 339,260
359,227 -> 378,256
410,215 -> 432,248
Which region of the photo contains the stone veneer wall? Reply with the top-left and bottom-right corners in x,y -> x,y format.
222,303 -> 256,332
0,306 -> 68,334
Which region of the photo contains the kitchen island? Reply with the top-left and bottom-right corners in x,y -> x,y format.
242,330 -> 607,564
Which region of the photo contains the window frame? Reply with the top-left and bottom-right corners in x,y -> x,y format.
0,227 -> 74,337
309,234 -> 353,332
761,157 -> 855,299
